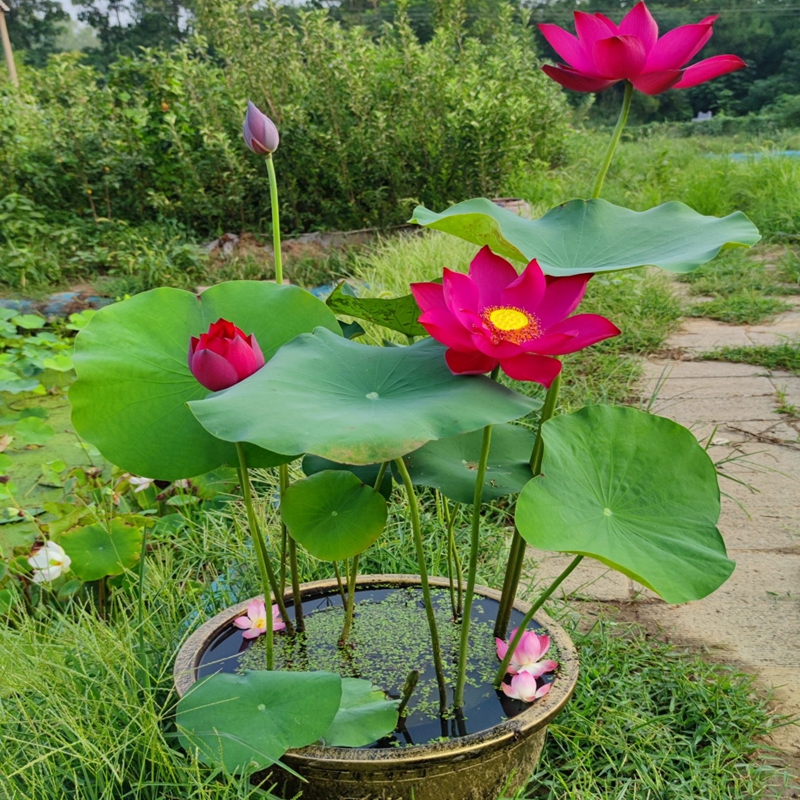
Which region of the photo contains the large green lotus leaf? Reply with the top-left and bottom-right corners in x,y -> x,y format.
326,282 -> 427,337
321,678 -> 398,747
515,405 -> 734,603
70,282 -> 340,480
397,423 -> 536,505
410,198 -> 761,275
282,470 -> 388,561
302,455 -> 393,500
177,670 -> 341,774
58,519 -> 142,581
189,329 -> 539,466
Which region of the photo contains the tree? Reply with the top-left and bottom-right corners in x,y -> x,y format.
5,0 -> 69,66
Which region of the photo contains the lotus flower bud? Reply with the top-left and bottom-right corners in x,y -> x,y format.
243,100 -> 280,155
188,318 -> 265,391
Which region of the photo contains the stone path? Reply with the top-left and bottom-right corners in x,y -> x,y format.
529,306 -> 800,792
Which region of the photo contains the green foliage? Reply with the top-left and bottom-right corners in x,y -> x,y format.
59,519 -> 143,581
516,406 -> 734,603
2,6 -> 567,237
321,678 -> 400,748
700,341 -> 800,375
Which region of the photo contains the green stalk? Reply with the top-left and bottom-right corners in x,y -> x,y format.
494,370 -> 563,639
394,458 -> 448,714
339,554 -> 359,647
281,464 -> 304,633
266,153 -> 283,285
235,443 -> 293,655
447,502 -> 464,620
493,555 -> 583,687
136,525 -> 151,691
453,422 -> 494,709
333,561 -> 347,604
591,80 -> 633,200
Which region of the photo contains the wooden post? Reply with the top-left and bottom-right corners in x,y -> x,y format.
0,0 -> 19,88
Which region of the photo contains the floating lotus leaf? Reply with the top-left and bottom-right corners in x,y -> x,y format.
59,518 -> 142,581
321,678 -> 399,747
411,198 -> 760,275
515,405 -> 735,603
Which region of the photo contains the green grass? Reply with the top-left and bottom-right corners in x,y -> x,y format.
686,292 -> 792,325
699,341 -> 800,375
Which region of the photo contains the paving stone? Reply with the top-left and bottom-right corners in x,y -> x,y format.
642,359 -> 768,380
648,395 -> 779,424
665,319 -> 752,351
643,375 -> 776,400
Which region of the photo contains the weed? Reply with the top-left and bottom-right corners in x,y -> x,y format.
699,342 -> 800,375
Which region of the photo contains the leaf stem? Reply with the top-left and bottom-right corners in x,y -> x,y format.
266,153 -> 283,285
136,525 -> 151,691
493,555 -> 583,687
394,457 -> 448,714
453,421 -> 494,709
591,80 -> 633,200
281,464 -> 304,633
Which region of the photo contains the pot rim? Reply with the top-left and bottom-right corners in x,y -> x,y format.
174,573 -> 579,766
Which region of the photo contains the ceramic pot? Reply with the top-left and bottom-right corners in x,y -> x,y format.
174,574 -> 579,800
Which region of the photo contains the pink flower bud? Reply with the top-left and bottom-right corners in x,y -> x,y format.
188,318 -> 265,391
243,101 -> 280,155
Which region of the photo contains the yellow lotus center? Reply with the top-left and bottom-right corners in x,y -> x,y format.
254,616 -> 266,630
489,308 -> 529,331
481,305 -> 543,346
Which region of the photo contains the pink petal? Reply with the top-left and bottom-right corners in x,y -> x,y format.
533,314 -> 621,355
618,2 -> 658,54
646,21 -> 715,71
594,13 -> 619,34
496,637 -> 509,661
631,70 -> 683,95
247,599 -> 265,619
519,331 -> 573,355
445,349 -> 497,375
538,23 -> 595,72
468,246 -> 520,308
592,35 -> 648,79
673,55 -> 746,89
517,631 -> 546,663
541,64 -> 618,93
535,683 -> 552,699
499,259 -> 547,316
248,334 -> 265,369
500,353 -> 562,387
241,628 -> 263,639
537,274 -> 591,329
472,333 -> 521,361
224,335 -> 261,381
418,308 -> 476,351
510,672 -> 540,702
411,281 -> 447,312
442,268 -> 481,330
272,604 -> 286,632
189,349 -> 240,391
233,615 -> 251,629
574,11 -> 615,51
500,682 -> 518,700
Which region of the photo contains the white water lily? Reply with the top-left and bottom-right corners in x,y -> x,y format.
28,541 -> 71,583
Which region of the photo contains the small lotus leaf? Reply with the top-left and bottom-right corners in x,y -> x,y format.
326,282 -> 427,337
515,405 -> 735,603
321,678 -> 399,747
58,519 -> 143,581
70,282 -> 339,479
411,198 -> 761,275
189,329 -> 539,465
397,423 -> 536,504
282,470 -> 387,561
177,670 -> 342,774
302,455 -> 393,499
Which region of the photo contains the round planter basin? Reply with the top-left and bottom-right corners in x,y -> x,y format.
174,574 -> 579,800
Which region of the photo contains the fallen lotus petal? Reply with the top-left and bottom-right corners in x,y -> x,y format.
538,1 -> 745,95
28,541 -> 71,583
501,672 -> 553,703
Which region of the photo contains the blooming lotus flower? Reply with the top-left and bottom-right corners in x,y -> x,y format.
233,599 -> 286,639
411,246 -> 620,387
28,541 -> 71,583
188,318 -> 265,392
501,672 -> 552,703
538,1 -> 745,95
496,627 -> 558,677
243,101 -> 280,155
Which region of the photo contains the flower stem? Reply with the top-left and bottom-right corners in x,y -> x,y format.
266,153 -> 283,285
591,80 -> 633,200
394,457 -> 448,714
235,443 -> 293,655
494,554 -> 583,686
453,421 -> 494,709
494,369 -> 562,639
333,561 -> 347,604
447,502 -> 464,620
281,464 -> 304,633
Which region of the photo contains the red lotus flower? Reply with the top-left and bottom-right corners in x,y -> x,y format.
188,318 -> 265,391
539,1 -> 745,95
411,247 -> 620,387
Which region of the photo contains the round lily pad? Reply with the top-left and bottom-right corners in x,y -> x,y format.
320,678 -> 398,747
70,282 -> 340,480
302,455 -> 393,500
397,423 -> 536,504
59,519 -> 143,581
189,329 -> 539,465
515,405 -> 735,603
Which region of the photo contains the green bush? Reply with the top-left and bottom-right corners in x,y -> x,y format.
0,4 -> 568,236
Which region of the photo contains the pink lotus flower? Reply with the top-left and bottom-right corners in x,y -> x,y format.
501,672 -> 552,703
233,599 -> 286,639
243,101 -> 280,155
188,318 -> 265,392
496,627 -> 558,677
538,1 -> 745,95
411,247 -> 620,387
